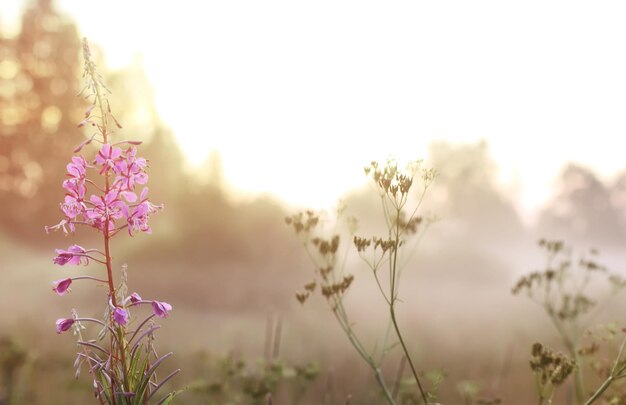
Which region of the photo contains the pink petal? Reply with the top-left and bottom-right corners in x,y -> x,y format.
113,307 -> 129,325
121,191 -> 137,203
136,173 -> 148,184
151,300 -> 172,318
52,278 -> 72,296
89,194 -> 101,206
56,318 -> 75,334
129,292 -> 142,304
104,190 -> 118,205
111,147 -> 122,159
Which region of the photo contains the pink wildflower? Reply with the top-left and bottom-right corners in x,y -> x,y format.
95,144 -> 123,174
56,318 -> 75,334
52,278 -> 73,296
129,292 -> 142,304
66,156 -> 88,179
113,307 -> 129,325
124,202 -> 152,235
62,177 -> 86,199
53,245 -> 88,266
114,147 -> 148,193
61,194 -> 86,222
125,147 -> 147,171
45,218 -> 72,235
151,301 -> 172,318
122,188 -> 162,235
84,190 -> 126,232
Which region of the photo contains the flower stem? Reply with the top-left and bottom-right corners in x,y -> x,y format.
103,233 -> 116,306
389,207 -> 429,404
585,333 -> 626,405
374,366 -> 397,405
330,298 -> 396,404
584,376 -> 612,405
389,305 -> 428,403
84,38 -> 130,401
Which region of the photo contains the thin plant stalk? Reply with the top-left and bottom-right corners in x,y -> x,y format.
389,203 -> 428,404
584,334 -> 626,405
86,54 -> 130,395
331,296 -> 396,404
299,230 -> 396,403
288,161 -> 435,405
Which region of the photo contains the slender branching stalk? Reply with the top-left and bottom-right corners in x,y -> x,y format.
287,158 -> 437,404
584,334 -> 626,405
513,240 -> 626,405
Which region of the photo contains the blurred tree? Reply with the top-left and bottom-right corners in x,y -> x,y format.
0,0 -> 84,243
341,141 -> 524,246
427,140 -> 524,245
537,164 -> 624,246
0,0 -> 191,246
611,171 -> 626,226
201,150 -> 226,191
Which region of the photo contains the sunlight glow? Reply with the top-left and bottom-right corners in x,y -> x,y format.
6,0 -> 626,211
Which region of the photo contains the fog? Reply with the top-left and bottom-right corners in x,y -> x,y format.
2,1 -> 626,404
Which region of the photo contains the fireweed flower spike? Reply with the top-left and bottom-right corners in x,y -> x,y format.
45,38 -> 178,403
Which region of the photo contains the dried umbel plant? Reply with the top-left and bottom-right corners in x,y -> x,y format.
45,39 -> 178,404
574,324 -> 626,405
529,342 -> 575,404
286,159 -> 437,405
513,240 -> 626,405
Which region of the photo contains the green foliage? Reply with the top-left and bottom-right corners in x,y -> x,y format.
395,370 -> 446,405
456,380 -> 502,405
69,316 -> 179,405
185,353 -> 319,404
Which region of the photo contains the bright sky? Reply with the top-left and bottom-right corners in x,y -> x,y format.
3,1 -> 626,217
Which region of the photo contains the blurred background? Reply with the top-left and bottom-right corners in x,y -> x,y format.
2,0 -> 626,403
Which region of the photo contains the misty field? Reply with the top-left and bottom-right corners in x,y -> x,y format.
3,1 -> 626,404
4,197 -> 626,405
